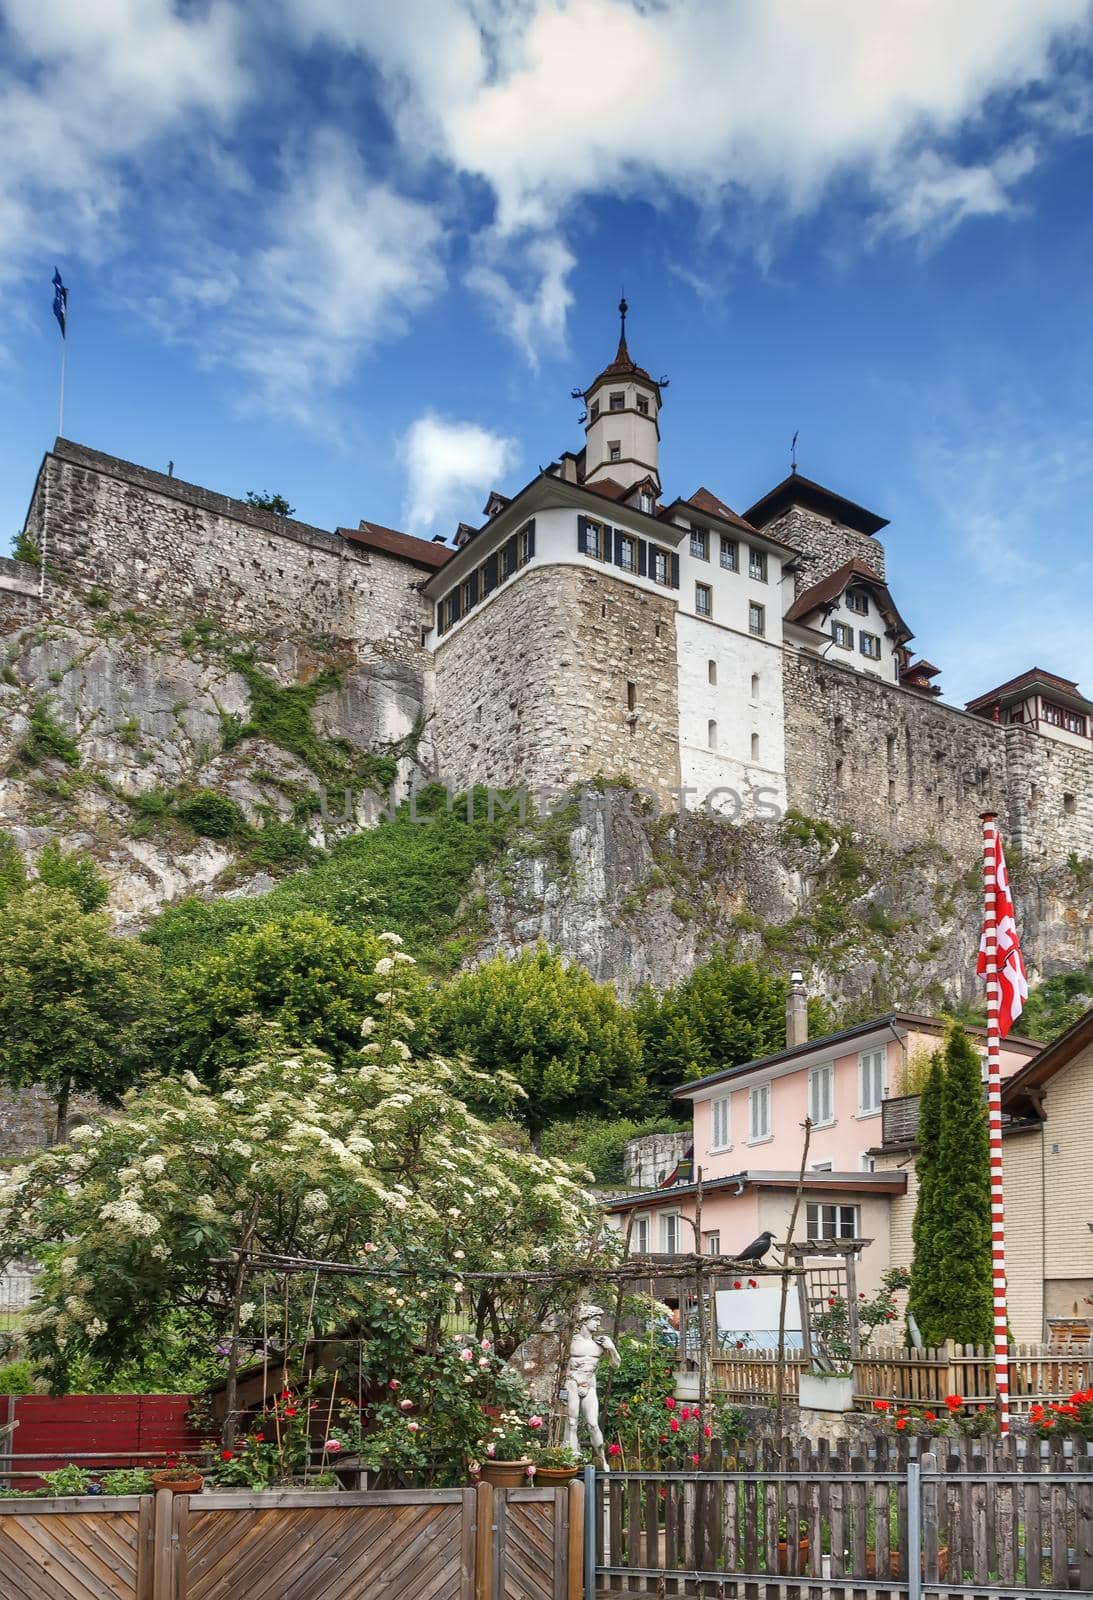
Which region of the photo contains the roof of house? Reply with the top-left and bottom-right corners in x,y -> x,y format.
743,471 -> 889,537
783,557 -> 912,641
684,486 -> 760,536
659,489 -> 799,555
604,1168 -> 908,1212
965,668 -> 1092,714
1002,1004 -> 1093,1116
674,1011 -> 1042,1099
339,520 -> 454,572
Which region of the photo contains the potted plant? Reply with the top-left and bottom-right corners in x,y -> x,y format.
531,1445 -> 581,1486
150,1460 -> 205,1494
476,1410 -> 541,1486
776,1518 -> 810,1574
803,1295 -> 855,1412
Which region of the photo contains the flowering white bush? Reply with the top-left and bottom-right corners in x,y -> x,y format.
0,949 -> 600,1390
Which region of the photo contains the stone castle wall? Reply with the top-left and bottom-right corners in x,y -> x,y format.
21,441 -> 430,665
433,564 -> 681,797
764,505 -> 886,595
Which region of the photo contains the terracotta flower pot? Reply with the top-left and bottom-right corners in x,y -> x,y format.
866,1546 -> 948,1579
478,1459 -> 530,1487
533,1466 -> 579,1486
150,1472 -> 204,1494
776,1538 -> 810,1574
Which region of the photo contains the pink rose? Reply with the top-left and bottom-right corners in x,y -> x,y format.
528,1416 -> 543,1430
324,1440 -> 343,1453
485,1443 -> 496,1456
525,1464 -> 536,1477
480,1339 -> 491,1351
399,1399 -> 414,1411
406,1421 -> 419,1433
363,1242 -> 377,1253
389,1379 -> 400,1390
459,1348 -> 474,1362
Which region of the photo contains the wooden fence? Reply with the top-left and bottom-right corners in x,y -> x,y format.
593,1435 -> 1093,1597
0,1480 -> 583,1600
713,1342 -> 1093,1411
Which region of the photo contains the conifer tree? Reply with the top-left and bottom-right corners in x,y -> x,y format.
906,1054 -> 944,1344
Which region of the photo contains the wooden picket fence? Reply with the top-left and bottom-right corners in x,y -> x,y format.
593,1434 -> 1093,1597
712,1341 -> 1093,1412
0,1480 -> 583,1600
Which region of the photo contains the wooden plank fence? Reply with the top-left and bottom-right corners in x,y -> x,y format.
593,1435 -> 1093,1598
713,1341 -> 1093,1411
0,1482 -> 583,1600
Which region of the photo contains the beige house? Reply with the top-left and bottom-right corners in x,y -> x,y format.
875,1007 -> 1093,1344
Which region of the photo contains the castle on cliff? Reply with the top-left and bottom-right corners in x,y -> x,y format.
2,303 -> 1091,869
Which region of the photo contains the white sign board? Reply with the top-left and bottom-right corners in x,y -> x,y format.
715,1287 -> 802,1348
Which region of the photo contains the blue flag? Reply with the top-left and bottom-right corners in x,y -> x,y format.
52,268 -> 67,338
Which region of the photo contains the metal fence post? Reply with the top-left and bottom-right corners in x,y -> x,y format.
583,1465 -> 597,1600
906,1458 -> 921,1600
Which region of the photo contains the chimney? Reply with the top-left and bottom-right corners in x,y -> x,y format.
786,970 -> 808,1049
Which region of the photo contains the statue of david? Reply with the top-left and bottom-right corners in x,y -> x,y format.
562,1304 -> 621,1469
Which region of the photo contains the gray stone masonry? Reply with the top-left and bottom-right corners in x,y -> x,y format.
432,563 -> 681,797
765,505 -> 886,596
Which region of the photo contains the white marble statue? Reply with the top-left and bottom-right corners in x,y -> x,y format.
561,1303 -> 621,1469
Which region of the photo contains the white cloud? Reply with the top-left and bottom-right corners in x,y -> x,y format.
466,233 -> 575,366
873,143 -> 1039,242
401,412 -> 519,531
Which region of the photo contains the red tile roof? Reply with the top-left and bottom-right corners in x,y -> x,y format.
582,476 -> 629,501
339,521 -> 453,572
782,558 -> 884,623
582,332 -> 659,396
965,667 -> 1084,712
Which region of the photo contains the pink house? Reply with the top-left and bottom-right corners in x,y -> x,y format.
606,987 -> 1040,1300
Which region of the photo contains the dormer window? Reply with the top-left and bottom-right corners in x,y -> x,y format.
609,392 -> 624,411
608,441 -> 621,462
640,490 -> 653,514
636,396 -> 649,416
846,590 -> 869,615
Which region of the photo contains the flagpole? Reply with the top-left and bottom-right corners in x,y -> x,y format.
58,298 -> 67,440
980,810 -> 1009,1435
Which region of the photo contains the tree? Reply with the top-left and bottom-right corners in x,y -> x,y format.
430,944 -> 647,1143
541,1115 -> 682,1185
0,944 -> 601,1393
35,839 -> 109,912
164,912 -> 412,1081
0,887 -> 163,1141
635,955 -> 827,1096
1021,968 -> 1093,1042
907,1028 -> 993,1347
0,832 -> 26,910
245,491 -> 295,517
905,1054 -> 944,1344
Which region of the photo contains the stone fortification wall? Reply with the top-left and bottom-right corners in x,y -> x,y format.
763,506 -> 886,595
20,441 -> 429,664
432,564 -> 680,797
783,651 -> 1093,866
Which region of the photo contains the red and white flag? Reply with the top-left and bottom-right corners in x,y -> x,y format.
977,830 -> 1028,1037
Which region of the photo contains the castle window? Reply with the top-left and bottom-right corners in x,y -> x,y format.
846,590 -> 869,615
590,400 -> 600,422
627,681 -> 637,712
1065,792 -> 1077,814
608,441 -> 621,463
749,547 -> 768,582
835,757 -> 844,784
832,621 -> 853,650
636,395 -> 649,416
720,536 -> 738,572
518,521 -> 535,565
651,547 -> 670,585
579,518 -> 605,560
708,660 -> 717,686
461,573 -> 478,612
640,490 -> 654,514
708,719 -> 718,749
609,392 -> 625,411
859,631 -> 881,659
442,592 -> 460,631
690,526 -> 709,561
886,732 -> 896,761
751,672 -> 760,698
748,602 -> 765,637
481,553 -> 499,595
501,536 -> 518,579
618,535 -> 637,573
888,778 -> 896,806
751,732 -> 760,761
695,582 -> 712,617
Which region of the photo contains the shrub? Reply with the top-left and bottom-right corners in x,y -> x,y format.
246,820 -> 315,872
0,1360 -> 33,1394
19,699 -> 80,768
176,789 -> 250,840
36,839 -> 109,913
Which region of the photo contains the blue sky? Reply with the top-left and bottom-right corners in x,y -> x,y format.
2,1 -> 1093,705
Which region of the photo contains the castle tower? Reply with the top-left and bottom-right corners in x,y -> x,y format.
581,299 -> 663,493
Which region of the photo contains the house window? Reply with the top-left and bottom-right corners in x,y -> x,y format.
846,590 -> 868,615
632,1215 -> 650,1253
720,537 -> 739,572
751,673 -> 760,698
618,535 -> 637,573
806,1202 -> 859,1241
590,400 -> 600,422
859,1048 -> 886,1115
711,1095 -> 731,1150
661,1213 -> 680,1254
579,519 -> 605,560
751,732 -> 760,761
651,547 -> 670,585
859,631 -> 881,659
748,602 -> 765,637
636,395 -> 650,416
501,538 -> 517,579
748,1083 -> 771,1141
609,392 -> 625,412
860,1153 -> 876,1172
442,593 -> 460,631
749,548 -> 767,582
708,660 -> 717,686
640,491 -> 654,514
1042,700 -> 1087,736
695,582 -> 712,617
708,719 -> 718,750
461,575 -> 477,613
808,1064 -> 834,1127
518,523 -> 535,565
705,1231 -> 721,1256
608,441 -> 621,463
832,621 -> 853,650
690,526 -> 709,560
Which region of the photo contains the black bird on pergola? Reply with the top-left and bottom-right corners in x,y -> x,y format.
731,1230 -> 775,1263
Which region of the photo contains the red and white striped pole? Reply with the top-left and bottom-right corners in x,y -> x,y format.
980,811 -> 1009,1435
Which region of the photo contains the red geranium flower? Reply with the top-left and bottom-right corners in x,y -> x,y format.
923,1411 -> 936,1422
873,1401 -> 890,1412
896,1419 -> 907,1431
664,1397 -> 676,1410
220,1450 -> 234,1461
608,1443 -> 621,1458
944,1395 -> 963,1411
669,1418 -> 680,1433
253,1432 -> 265,1443
284,1407 -> 297,1418
748,1280 -> 758,1288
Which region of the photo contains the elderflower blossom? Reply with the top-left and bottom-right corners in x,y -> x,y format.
360,1016 -> 377,1036
378,932 -> 403,946
374,957 -> 395,976
99,1198 -> 160,1237
374,992 -> 393,1004
86,1319 -> 106,1340
192,1196 -> 218,1220
222,1090 -> 245,1106
302,1190 -> 330,1216
69,1126 -> 95,1144
238,1303 -> 256,1326
142,1155 -> 166,1178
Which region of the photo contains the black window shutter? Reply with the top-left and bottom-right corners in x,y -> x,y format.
613,527 -> 623,568
505,534 -> 518,575
483,554 -> 498,593
451,589 -> 461,622
525,519 -> 536,558
670,552 -> 680,588
637,538 -> 648,577
577,515 -> 589,555
466,570 -> 478,606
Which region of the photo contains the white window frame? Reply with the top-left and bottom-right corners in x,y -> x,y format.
609,391 -> 625,412
608,440 -> 621,462
749,547 -> 768,582
710,1095 -> 732,1152
695,582 -> 712,617
748,602 -> 765,637
832,621 -> 853,650
806,1202 -> 859,1241
705,1231 -> 721,1256
748,1082 -> 771,1143
632,1215 -> 650,1254
808,1063 -> 834,1128
618,535 -> 637,573
690,526 -> 709,561
859,630 -> 881,659
860,1153 -> 876,1173
720,536 -> 739,572
640,491 -> 654,514
859,1048 -> 886,1116
651,547 -> 670,586
661,1212 -> 681,1254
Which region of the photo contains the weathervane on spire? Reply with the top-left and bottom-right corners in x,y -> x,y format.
791,430 -> 799,473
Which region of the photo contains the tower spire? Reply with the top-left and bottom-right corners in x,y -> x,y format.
616,294 -> 629,362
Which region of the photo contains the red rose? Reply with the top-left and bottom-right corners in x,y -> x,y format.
680,1407 -> 691,1421
735,1340 -> 744,1349
690,1453 -> 700,1466
664,1397 -> 676,1409
703,1425 -> 712,1438
659,1435 -> 667,1443
669,1418 -> 680,1433
748,1280 -> 757,1288
608,1443 -> 621,1457
284,1407 -> 297,1417
220,1450 -> 234,1461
